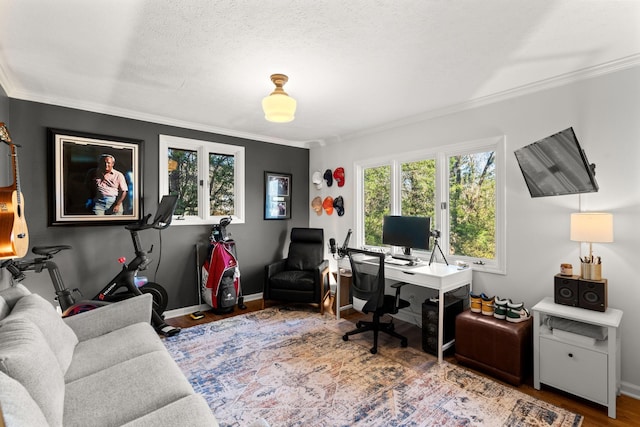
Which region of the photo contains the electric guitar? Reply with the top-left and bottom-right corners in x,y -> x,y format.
0,123 -> 29,259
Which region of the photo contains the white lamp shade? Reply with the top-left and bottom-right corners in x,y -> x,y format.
570,212 -> 614,243
262,93 -> 296,123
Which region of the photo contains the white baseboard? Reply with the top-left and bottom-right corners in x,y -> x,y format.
621,381 -> 640,400
163,293 -> 263,319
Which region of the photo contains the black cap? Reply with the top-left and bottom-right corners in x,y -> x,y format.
323,169 -> 333,186
333,196 -> 344,216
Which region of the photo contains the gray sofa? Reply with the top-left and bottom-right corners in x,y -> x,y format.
0,284 -> 219,427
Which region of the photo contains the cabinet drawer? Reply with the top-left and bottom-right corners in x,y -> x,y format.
539,336 -> 608,404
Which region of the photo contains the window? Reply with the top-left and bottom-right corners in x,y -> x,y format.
356,136 -> 505,274
363,164 -> 391,246
159,135 -> 245,225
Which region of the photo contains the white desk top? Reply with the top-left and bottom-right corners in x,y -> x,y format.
383,261 -> 472,291
385,261 -> 468,276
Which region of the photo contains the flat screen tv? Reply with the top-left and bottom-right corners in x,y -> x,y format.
514,127 -> 598,197
382,215 -> 431,261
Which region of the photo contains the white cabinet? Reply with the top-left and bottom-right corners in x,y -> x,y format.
532,297 -> 623,418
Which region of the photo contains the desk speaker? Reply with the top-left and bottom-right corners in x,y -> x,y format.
578,278 -> 608,312
554,274 -> 579,307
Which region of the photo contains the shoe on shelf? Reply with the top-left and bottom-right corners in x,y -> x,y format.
506,301 -> 531,323
493,296 -> 510,320
481,294 -> 495,316
470,292 -> 483,313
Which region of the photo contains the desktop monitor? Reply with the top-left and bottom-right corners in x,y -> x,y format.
382,215 -> 431,260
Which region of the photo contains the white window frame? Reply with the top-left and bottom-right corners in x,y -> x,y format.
159,134 -> 245,226
355,135 -> 506,274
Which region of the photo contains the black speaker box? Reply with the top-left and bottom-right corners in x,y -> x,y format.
422,295 -> 463,355
578,278 -> 608,312
554,274 -> 579,307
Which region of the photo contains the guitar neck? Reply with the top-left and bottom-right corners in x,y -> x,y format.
0,123 -> 19,193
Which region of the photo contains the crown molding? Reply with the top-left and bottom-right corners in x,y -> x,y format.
2,55 -> 639,149
0,80 -> 311,149
337,54 -> 640,144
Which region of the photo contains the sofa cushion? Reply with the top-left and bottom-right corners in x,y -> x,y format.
65,321 -> 166,382
0,295 -> 8,321
0,318 -> 65,427
0,371 -> 50,427
0,284 -> 31,318
9,293 -> 78,373
120,394 -> 219,427
64,350 -> 196,427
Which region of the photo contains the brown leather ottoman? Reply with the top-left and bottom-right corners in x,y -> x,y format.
455,309 -> 532,385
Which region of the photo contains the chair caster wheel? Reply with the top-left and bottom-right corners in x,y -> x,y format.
370,347 -> 377,354
342,335 -> 348,341
400,339 -> 408,348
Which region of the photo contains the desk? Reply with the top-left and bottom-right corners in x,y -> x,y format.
336,261 -> 472,363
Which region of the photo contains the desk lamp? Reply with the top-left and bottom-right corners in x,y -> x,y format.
570,212 -> 613,262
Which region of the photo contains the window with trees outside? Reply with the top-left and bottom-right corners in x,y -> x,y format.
356,136 -> 505,274
159,134 -> 245,225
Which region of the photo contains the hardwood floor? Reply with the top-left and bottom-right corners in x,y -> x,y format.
166,299 -> 638,426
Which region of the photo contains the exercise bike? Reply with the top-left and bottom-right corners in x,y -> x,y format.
2,195 -> 181,337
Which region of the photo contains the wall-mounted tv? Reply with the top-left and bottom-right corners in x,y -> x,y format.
514,127 -> 599,198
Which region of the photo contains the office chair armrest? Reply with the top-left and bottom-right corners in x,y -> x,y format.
390,282 -> 409,309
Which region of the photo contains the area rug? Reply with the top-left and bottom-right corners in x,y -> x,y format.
163,307 -> 583,427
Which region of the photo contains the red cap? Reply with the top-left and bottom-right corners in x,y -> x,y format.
333,167 -> 345,187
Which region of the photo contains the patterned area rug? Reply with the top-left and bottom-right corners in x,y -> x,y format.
163,307 -> 583,427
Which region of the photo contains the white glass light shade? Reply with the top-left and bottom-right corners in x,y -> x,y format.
570,212 -> 614,243
262,93 -> 296,123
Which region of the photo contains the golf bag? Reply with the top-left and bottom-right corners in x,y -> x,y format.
201,217 -> 244,314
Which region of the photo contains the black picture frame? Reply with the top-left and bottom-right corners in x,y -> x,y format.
48,128 -> 143,226
264,171 -> 291,220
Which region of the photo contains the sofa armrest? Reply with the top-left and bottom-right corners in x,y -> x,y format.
63,294 -> 153,341
265,259 -> 287,278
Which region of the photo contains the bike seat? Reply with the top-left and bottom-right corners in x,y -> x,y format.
32,245 -> 72,256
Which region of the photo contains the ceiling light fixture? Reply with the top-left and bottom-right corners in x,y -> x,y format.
262,74 -> 296,123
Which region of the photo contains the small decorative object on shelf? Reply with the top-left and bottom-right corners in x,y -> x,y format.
560,263 -> 573,276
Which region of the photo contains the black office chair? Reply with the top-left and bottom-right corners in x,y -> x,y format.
264,228 -> 331,314
342,248 -> 410,354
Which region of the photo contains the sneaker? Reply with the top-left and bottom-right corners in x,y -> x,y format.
481,295 -> 495,316
506,301 -> 531,323
470,292 -> 483,313
493,296 -> 510,320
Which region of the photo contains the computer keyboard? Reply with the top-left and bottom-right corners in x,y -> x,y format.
384,258 -> 411,266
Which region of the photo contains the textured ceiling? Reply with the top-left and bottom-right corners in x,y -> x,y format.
1,1 -> 639,147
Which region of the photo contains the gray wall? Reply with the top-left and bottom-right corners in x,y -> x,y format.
6,99 -> 310,309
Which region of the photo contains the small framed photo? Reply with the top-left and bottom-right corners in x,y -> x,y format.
264,171 -> 291,220
48,128 -> 143,226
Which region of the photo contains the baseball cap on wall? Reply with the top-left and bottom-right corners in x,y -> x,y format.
322,196 -> 334,215
333,167 -> 345,187
333,196 -> 344,216
323,169 -> 333,186
312,170 -> 323,189
311,196 -> 323,215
